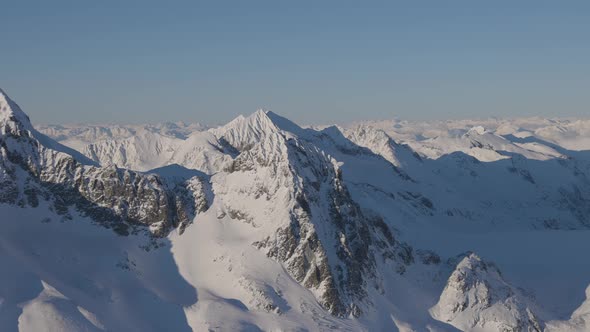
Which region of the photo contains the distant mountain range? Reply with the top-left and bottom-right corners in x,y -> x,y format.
2,88 -> 590,331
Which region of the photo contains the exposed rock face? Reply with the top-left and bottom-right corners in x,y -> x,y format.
431,253 -> 543,332
218,110 -> 413,317
0,89 -> 208,237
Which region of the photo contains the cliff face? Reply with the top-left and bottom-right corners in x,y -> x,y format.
0,89 -> 209,237
210,110 -> 414,317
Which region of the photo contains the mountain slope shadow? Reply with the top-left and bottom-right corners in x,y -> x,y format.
0,202 -> 198,332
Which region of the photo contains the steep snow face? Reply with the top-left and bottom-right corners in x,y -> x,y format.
431,254 -> 543,332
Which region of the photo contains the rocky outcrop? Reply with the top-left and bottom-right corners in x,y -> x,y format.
0,89 -> 208,237
219,110 -> 414,317
431,253 -> 543,332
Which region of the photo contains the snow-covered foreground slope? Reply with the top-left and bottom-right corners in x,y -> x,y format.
3,88 -> 590,331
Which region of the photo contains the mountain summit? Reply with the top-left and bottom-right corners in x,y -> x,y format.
0,88 -> 34,134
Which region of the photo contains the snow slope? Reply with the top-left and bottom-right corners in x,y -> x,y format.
37,121 -> 205,152
2,88 -> 590,331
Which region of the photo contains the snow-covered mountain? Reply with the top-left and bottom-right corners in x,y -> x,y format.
79,130 -> 232,173
3,88 -> 590,331
352,117 -> 590,159
36,121 -> 206,152
431,253 -> 544,331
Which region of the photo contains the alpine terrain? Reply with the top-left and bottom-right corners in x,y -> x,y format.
2,88 -> 590,331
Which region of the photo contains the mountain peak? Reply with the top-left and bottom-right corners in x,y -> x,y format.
247,108 -> 279,130
0,89 -> 97,165
254,108 -> 269,116
431,253 -> 543,331
211,109 -> 305,150
0,88 -> 34,133
263,110 -> 305,136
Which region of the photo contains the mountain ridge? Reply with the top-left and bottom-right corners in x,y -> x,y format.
2,88 -> 590,331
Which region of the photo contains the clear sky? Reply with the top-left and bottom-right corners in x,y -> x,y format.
2,1 -> 589,126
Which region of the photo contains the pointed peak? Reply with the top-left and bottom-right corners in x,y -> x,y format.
0,89 -> 97,165
454,253 -> 503,278
211,109 -> 306,151
254,108 -> 269,116
457,252 -> 483,266
255,109 -> 305,136
220,109 -> 304,136
0,88 -> 34,133
243,108 -> 276,128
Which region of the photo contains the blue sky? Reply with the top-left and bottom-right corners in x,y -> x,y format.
2,1 -> 589,125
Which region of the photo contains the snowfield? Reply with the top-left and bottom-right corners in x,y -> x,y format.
2,88 -> 590,331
